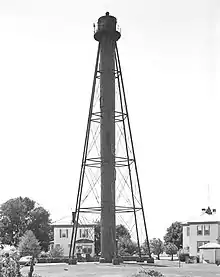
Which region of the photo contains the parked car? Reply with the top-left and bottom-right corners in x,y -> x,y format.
19,256 -> 37,266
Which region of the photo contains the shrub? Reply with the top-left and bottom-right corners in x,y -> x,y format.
134,269 -> 164,277
21,273 -> 42,277
37,257 -> 69,263
0,252 -> 21,277
39,251 -> 50,258
179,253 -> 189,262
49,245 -> 64,258
18,230 -> 41,258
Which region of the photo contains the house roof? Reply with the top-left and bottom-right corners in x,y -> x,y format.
53,223 -> 96,228
52,216 -> 97,228
182,207 -> 220,225
199,242 -> 220,249
52,216 -> 73,225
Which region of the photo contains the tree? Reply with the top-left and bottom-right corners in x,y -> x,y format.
164,243 -> 178,261
142,238 -> 152,257
116,224 -> 131,239
18,230 -> 41,257
28,206 -> 53,251
0,197 -> 52,250
49,245 -> 64,258
116,225 -> 137,256
94,223 -> 101,255
94,222 -> 132,255
149,238 -> 164,260
164,221 -> 183,250
18,230 -> 41,277
0,197 -> 35,245
117,236 -> 137,256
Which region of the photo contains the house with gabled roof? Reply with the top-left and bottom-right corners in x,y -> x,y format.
52,216 -> 96,257
182,206 -> 220,258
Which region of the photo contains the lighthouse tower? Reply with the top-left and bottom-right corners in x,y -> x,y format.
69,12 -> 151,263
94,12 -> 120,262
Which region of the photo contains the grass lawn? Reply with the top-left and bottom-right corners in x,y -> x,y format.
21,260 -> 220,277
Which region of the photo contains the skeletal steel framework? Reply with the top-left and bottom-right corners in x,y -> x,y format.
69,12 -> 151,262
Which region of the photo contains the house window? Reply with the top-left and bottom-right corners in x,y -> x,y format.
204,224 -> 210,235
55,243 -> 60,248
187,226 -> 190,236
60,229 -> 68,238
80,228 -> 89,238
197,241 -> 209,252
197,225 -> 203,235
76,246 -> 82,253
82,245 -> 92,254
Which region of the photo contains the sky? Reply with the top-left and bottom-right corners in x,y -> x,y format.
0,0 -> 220,240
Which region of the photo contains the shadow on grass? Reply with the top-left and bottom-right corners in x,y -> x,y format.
123,262 -> 169,268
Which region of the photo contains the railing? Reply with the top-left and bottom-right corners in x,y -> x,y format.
93,23 -> 121,35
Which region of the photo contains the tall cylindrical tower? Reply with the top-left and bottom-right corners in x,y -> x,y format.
68,12 -> 152,265
94,12 -> 120,262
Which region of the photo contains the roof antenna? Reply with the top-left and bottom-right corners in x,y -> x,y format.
208,184 -> 210,207
205,184 -> 213,215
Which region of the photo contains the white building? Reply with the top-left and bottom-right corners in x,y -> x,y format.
52,218 -> 96,257
182,207 -> 220,258
199,242 -> 220,263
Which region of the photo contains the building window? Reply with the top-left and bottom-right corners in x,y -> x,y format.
80,228 -> 89,238
187,226 -> 190,236
76,246 -> 82,253
197,225 -> 203,235
204,224 -> 210,235
197,241 -> 209,252
60,229 -> 68,238
82,245 -> 92,254
55,243 -> 60,248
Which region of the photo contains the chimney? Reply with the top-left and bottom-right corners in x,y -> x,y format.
72,212 -> 76,223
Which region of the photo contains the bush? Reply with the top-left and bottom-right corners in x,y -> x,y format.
93,255 -> 100,262
120,255 -> 149,262
39,251 -> 50,258
21,273 -> 42,277
0,252 -> 21,277
37,257 -> 69,263
76,253 -> 83,262
189,256 -> 198,263
134,269 -> 164,277
85,254 -> 92,262
49,245 -> 64,258
179,253 -> 189,262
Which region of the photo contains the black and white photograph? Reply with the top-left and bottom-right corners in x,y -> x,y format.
0,1 -> 220,276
